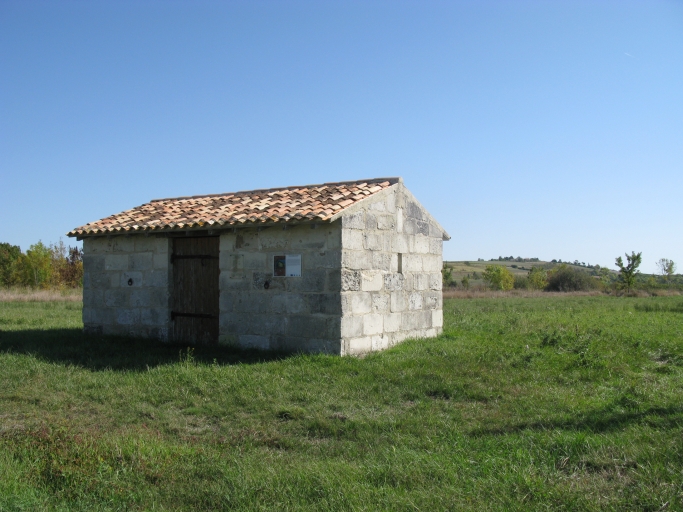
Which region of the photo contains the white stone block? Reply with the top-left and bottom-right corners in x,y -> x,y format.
372,294 -> 389,312
242,252 -> 272,270
341,250 -> 372,270
425,294 -> 439,310
361,271 -> 383,291
130,252 -> 153,270
116,308 -> 140,325
112,238 -> 135,252
390,254 -> 399,272
326,228 -> 341,248
384,312 -> 401,332
130,289 -> 150,307
351,292 -> 372,314
84,237 -> 109,254
105,254 -> 129,271
372,252 -> 392,272
341,315 -> 363,338
371,335 -> 388,351
422,255 -> 442,272
134,237 -> 157,252
414,274 -> 429,291
257,230 -> 288,250
396,207 -> 403,233
369,200 -> 386,211
429,273 -> 442,291
219,233 -> 236,251
408,292 -> 423,310
363,314 -> 383,335
390,291 -> 406,312
392,234 -> 409,254
385,191 -> 396,213
349,336 -> 372,355
376,215 -> 395,230
342,211 -> 365,230
342,229 -> 365,251
384,273 -> 404,291
432,310 -> 443,328
155,237 -> 170,254
363,233 -> 383,251
220,253 -> 244,271
429,238 -> 442,255
239,335 -> 270,350
153,252 -> 169,269
403,254 -> 422,272
414,236 -> 430,254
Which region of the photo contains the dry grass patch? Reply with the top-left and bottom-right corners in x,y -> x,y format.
0,287 -> 82,302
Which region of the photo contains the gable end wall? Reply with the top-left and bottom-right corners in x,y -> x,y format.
340,183 -> 444,355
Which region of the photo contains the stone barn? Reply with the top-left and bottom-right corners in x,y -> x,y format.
68,177 -> 450,355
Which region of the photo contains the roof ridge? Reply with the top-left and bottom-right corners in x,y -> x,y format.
149,177 -> 401,203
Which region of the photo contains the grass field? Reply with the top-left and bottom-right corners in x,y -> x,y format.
1,296 -> 682,510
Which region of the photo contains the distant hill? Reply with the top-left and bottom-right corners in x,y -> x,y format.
443,259 -> 608,278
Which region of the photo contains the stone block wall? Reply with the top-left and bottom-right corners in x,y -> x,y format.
340,184 -> 444,355
82,235 -> 172,339
218,223 -> 343,353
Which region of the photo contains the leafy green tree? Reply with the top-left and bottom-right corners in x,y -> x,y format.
0,242 -> 21,286
461,275 -> 470,290
615,251 -> 642,294
656,258 -> 676,286
597,267 -> 613,288
12,241 -> 53,288
527,266 -> 548,290
483,265 -> 514,291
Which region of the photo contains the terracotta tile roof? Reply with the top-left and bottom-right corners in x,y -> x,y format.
68,178 -> 399,237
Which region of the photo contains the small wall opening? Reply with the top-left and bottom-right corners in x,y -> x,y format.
397,253 -> 403,274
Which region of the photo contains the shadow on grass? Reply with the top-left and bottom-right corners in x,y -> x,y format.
0,328 -> 292,371
470,404 -> 683,436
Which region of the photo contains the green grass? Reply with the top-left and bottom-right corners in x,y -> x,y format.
1,296 -> 682,511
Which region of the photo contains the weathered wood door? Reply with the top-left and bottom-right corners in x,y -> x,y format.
171,237 -> 219,344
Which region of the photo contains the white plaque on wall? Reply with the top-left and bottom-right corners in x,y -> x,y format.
273,254 -> 302,277
285,254 -> 302,277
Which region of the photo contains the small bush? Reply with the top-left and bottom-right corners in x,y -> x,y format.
513,275 -> 528,289
546,264 -> 597,292
527,266 -> 548,290
483,265 -> 514,291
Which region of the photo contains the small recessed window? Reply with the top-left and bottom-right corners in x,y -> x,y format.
397,253 -> 403,274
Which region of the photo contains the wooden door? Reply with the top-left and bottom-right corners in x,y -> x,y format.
171,237 -> 219,344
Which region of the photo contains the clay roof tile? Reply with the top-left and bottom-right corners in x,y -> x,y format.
68,177 -> 400,236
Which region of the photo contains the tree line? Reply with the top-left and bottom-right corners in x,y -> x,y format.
445,252 -> 679,293
0,241 -> 83,289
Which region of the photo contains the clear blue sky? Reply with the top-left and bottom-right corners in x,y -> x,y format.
1,1 -> 681,273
